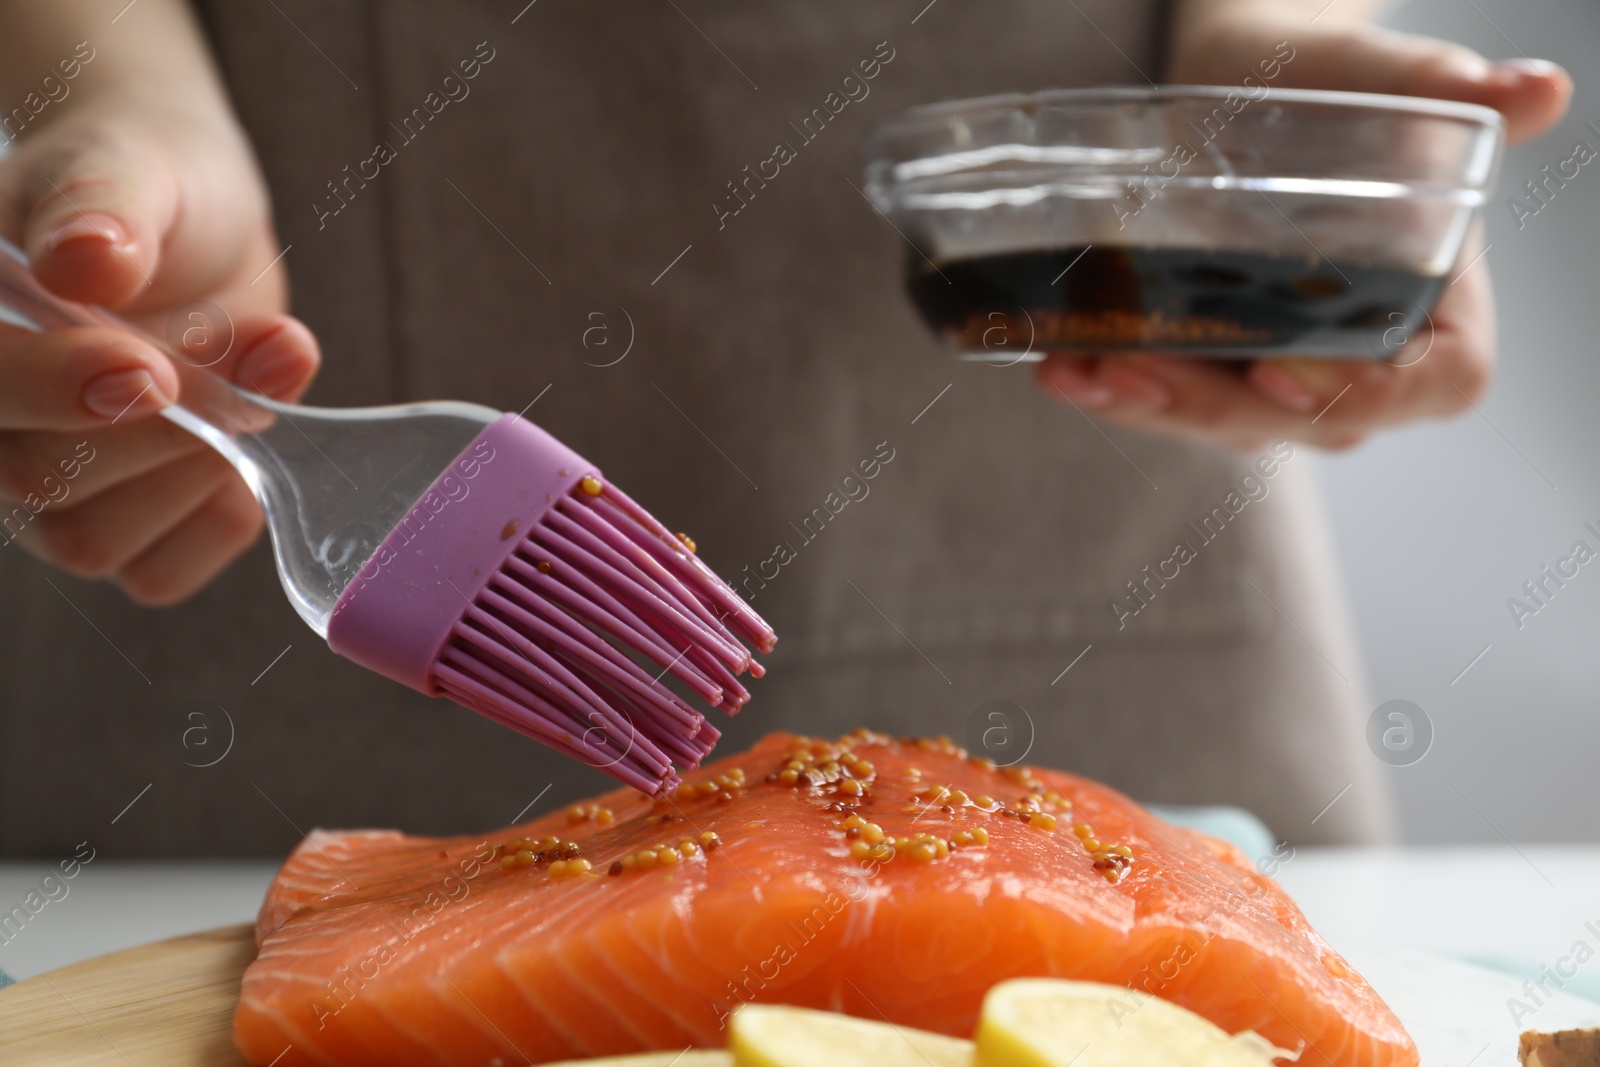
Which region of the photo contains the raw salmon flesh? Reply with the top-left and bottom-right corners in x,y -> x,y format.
233,731 -> 1416,1066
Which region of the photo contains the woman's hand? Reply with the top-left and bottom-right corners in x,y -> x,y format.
0,2 -> 320,604
1035,0 -> 1573,451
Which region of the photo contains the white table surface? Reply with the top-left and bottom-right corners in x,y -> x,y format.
2,846 -> 1597,994
1276,845 -> 1600,1003
0,861 -> 276,982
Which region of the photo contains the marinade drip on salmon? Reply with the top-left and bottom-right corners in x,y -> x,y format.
234,732 -> 1417,1067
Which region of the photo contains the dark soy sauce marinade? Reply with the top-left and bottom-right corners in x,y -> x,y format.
907,246 -> 1446,359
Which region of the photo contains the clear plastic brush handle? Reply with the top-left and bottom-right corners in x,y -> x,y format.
0,238 -> 283,462
0,237 -> 498,634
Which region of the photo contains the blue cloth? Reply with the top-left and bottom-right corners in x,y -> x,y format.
0,967 -> 12,990
1460,955 -> 1600,1005
1146,804 -> 1278,867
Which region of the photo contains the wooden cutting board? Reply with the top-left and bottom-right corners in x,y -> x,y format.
0,923 -> 256,1066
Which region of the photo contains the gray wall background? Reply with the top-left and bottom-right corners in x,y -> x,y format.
1316,0 -> 1600,842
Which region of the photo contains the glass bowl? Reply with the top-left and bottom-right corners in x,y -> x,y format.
864,87 -> 1504,361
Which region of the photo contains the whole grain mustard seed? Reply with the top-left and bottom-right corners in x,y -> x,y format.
548,858 -> 592,878
674,769 -> 747,801
891,833 -> 950,863
579,475 -> 604,496
567,804 -> 614,825
772,737 -> 879,801
610,731 -> 1134,884
608,831 -> 723,877
1092,847 -> 1134,884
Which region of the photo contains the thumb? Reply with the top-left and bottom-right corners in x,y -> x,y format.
19,135 -> 177,309
1270,23 -> 1572,143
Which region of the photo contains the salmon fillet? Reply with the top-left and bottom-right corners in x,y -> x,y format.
234,731 -> 1416,1066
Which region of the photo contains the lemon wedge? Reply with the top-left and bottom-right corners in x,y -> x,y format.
975,979 -> 1295,1067
731,1003 -> 975,1067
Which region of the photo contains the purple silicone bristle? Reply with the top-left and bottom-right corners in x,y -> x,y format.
326,414 -> 776,796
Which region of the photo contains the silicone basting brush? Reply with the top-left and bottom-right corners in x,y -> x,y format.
0,239 -> 774,795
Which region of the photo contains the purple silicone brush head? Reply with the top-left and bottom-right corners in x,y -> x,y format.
327,414 -> 775,796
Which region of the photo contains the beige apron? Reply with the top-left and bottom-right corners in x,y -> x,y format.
0,1 -> 1389,854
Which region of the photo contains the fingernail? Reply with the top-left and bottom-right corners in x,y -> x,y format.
83,367 -> 170,420
1252,365 -> 1319,413
1103,367 -> 1172,411
1490,58 -> 1563,85
234,328 -> 307,398
47,212 -> 130,253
